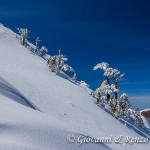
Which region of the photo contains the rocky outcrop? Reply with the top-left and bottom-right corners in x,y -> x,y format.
141,109 -> 150,123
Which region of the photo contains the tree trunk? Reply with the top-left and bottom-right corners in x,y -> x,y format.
106,76 -> 110,102
22,37 -> 25,46
114,78 -> 118,107
35,46 -> 38,52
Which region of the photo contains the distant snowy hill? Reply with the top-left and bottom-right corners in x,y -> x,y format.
0,24 -> 150,150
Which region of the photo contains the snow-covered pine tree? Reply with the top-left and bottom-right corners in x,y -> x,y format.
109,96 -> 116,114
109,96 -> 121,119
57,50 -> 68,71
94,83 -> 103,104
134,108 -> 144,127
94,88 -> 106,108
39,46 -> 48,56
94,62 -> 113,102
72,71 -> 76,80
114,101 -> 121,120
99,67 -> 124,119
96,91 -> 101,103
35,37 -> 41,52
119,93 -> 130,118
17,28 -> 29,46
48,55 -> 58,73
47,51 -> 76,79
48,50 -> 67,73
93,62 -> 130,120
94,80 -> 112,108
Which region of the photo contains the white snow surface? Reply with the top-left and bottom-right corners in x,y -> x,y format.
0,24 -> 149,150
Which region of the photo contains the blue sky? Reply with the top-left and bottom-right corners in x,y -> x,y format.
0,0 -> 150,109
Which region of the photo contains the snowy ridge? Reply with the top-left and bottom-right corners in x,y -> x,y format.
0,24 -> 150,150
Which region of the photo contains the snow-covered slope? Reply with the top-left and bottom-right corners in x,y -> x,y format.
0,24 -> 149,150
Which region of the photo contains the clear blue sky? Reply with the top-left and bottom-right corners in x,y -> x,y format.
0,0 -> 150,109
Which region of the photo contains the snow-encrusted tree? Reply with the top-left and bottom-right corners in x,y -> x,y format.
94,62 -> 114,102
93,80 -> 112,108
94,80 -> 106,103
109,95 -> 121,119
17,28 -> 29,46
39,46 -> 48,56
119,93 -> 130,118
35,37 -> 41,52
110,72 -> 126,119
134,108 -> 144,127
72,72 -> 76,80
61,64 -> 76,80
57,50 -> 68,70
48,50 -> 68,73
47,50 -> 76,79
114,101 -> 121,119
109,96 -> 116,113
48,55 -> 58,72
93,62 -> 131,120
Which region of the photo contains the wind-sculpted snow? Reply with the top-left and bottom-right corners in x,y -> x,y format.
0,24 -> 150,150
0,77 -> 38,110
0,95 -> 111,150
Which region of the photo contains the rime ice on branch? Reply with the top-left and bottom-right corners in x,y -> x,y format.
35,37 -> 42,52
17,28 -> 29,46
39,46 -> 48,56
